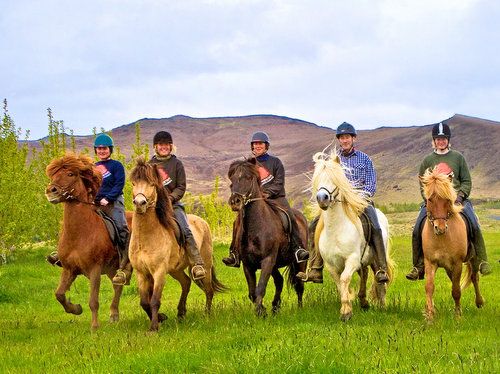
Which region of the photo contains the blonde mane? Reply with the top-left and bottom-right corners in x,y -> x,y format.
311,151 -> 368,223
421,167 -> 462,215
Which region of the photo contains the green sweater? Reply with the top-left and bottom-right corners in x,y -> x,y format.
418,150 -> 472,200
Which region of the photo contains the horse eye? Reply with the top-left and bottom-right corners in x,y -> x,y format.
67,172 -> 74,177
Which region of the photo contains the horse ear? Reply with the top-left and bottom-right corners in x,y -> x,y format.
248,157 -> 257,165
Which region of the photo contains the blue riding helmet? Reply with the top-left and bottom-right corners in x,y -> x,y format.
336,122 -> 357,138
94,133 -> 114,154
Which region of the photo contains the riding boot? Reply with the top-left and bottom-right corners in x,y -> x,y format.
370,228 -> 389,284
222,246 -> 240,268
46,251 -> 62,267
223,220 -> 241,267
112,229 -> 132,286
297,215 -> 323,283
289,213 -> 309,264
185,233 -> 206,280
406,207 -> 426,281
470,228 -> 492,276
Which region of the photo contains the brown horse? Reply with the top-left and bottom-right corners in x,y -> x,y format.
420,167 -> 484,321
228,158 -> 307,317
129,157 -> 225,331
45,153 -> 131,329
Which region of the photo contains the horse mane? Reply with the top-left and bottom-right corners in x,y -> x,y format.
130,156 -> 176,230
311,151 -> 368,223
421,167 -> 462,215
46,152 -> 102,199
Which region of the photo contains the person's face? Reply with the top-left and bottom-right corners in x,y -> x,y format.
155,142 -> 172,157
251,141 -> 267,157
337,134 -> 355,152
433,136 -> 449,151
95,146 -> 111,161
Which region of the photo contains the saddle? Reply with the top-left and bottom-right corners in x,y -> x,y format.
172,218 -> 186,247
95,209 -> 122,248
459,212 -> 475,261
273,205 -> 292,235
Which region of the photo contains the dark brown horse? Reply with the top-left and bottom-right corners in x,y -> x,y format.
45,153 -> 130,329
421,167 -> 484,321
228,158 -> 307,317
129,158 -> 226,331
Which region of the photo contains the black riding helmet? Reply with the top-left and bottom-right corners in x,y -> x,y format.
153,131 -> 173,144
250,131 -> 270,150
431,122 -> 451,140
336,122 -> 357,138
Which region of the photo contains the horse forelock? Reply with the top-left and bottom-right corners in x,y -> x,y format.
46,153 -> 102,197
422,168 -> 462,215
312,152 -> 368,221
228,159 -> 261,189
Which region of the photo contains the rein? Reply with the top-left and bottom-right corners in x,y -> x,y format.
49,180 -> 95,206
133,192 -> 157,209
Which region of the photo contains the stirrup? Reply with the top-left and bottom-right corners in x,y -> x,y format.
375,269 -> 389,284
191,265 -> 206,281
479,261 -> 492,276
46,251 -> 62,267
222,254 -> 240,268
294,248 -> 309,263
112,269 -> 127,286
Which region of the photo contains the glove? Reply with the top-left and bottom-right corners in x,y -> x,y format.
99,198 -> 109,206
454,193 -> 464,205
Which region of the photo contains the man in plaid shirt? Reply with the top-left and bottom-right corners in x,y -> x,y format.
298,122 -> 389,284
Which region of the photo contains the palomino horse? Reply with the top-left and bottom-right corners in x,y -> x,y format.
228,158 -> 307,317
45,153 -> 130,329
129,157 -> 225,331
311,151 -> 393,321
420,167 -> 484,321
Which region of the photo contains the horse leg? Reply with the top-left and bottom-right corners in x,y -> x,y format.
370,263 -> 387,308
254,257 -> 276,317
470,265 -> 484,308
137,273 -> 156,322
271,267 -> 283,314
55,268 -> 82,315
149,271 -> 167,331
358,266 -> 369,310
170,270 -> 192,319
88,267 -> 102,330
107,272 -> 123,323
243,264 -> 257,303
424,261 -> 437,322
446,265 -> 462,319
339,259 -> 358,322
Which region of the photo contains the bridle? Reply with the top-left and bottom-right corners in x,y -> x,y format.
427,210 -> 452,225
48,168 -> 95,206
318,186 -> 342,204
132,191 -> 157,209
230,190 -> 265,207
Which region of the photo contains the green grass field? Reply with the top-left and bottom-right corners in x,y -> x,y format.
1,230 -> 499,373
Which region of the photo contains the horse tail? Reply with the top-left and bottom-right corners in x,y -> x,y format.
385,237 -> 396,284
460,262 -> 473,290
209,265 -> 229,293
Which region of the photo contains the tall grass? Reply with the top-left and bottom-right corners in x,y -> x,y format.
0,235 -> 498,373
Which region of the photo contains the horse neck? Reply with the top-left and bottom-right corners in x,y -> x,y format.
323,203 -> 357,230
132,205 -> 173,236
62,201 -> 99,233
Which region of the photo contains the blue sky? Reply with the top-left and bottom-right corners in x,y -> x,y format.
2,0 -> 499,140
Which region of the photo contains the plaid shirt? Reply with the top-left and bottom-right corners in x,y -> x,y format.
338,149 -> 377,198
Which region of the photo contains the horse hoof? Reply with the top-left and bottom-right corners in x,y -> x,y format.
340,312 -> 352,322
360,301 -> 370,310
158,313 -> 168,323
109,314 -> 119,323
73,304 -> 83,315
256,306 -> 267,318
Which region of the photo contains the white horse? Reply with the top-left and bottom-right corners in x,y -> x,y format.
311,151 -> 394,321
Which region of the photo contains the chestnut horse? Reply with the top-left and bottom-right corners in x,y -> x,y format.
228,158 -> 307,317
45,153 -> 131,329
420,167 -> 484,321
311,151 -> 393,321
129,157 -> 225,331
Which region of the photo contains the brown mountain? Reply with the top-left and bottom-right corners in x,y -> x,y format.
29,113 -> 500,205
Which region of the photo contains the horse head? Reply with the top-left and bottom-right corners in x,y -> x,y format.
227,158 -> 262,211
45,153 -> 100,204
311,152 -> 367,221
421,167 -> 462,235
130,157 -> 175,229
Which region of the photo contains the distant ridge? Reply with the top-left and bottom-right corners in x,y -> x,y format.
24,113 -> 500,204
